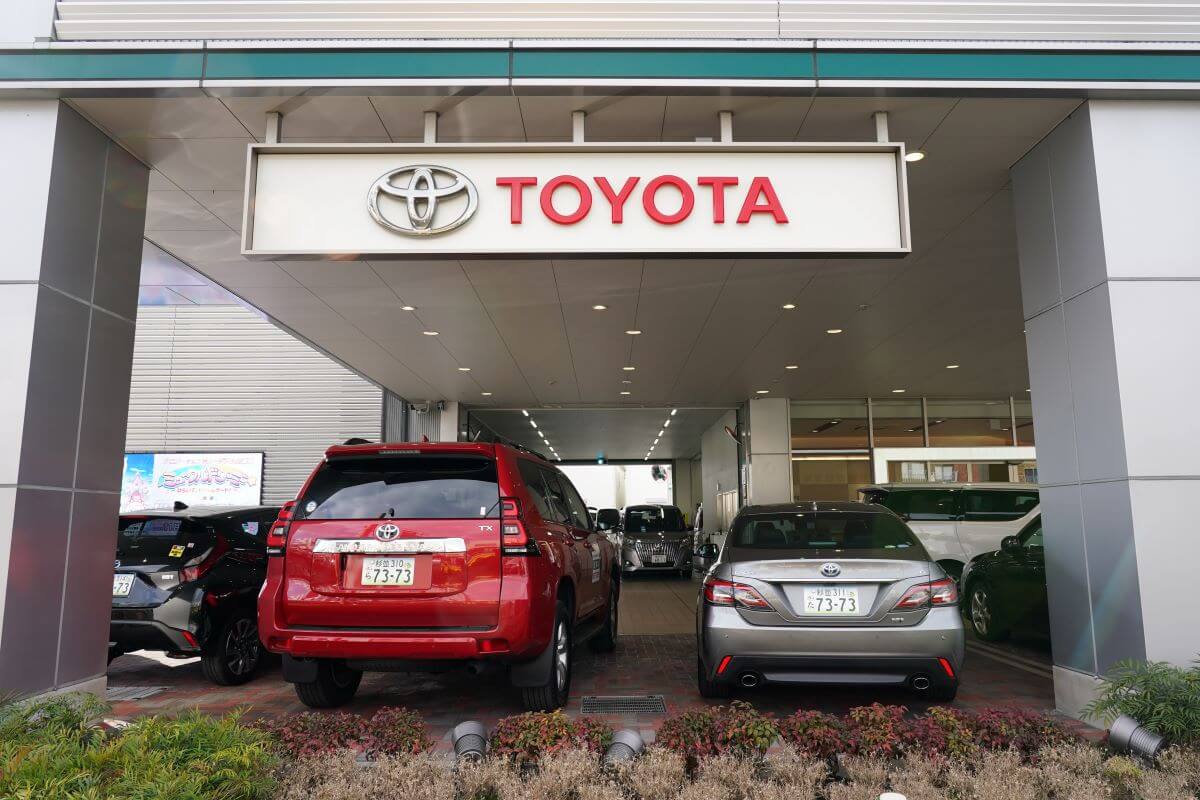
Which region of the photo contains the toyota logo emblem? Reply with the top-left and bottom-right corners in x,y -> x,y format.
375,523 -> 401,542
367,165 -> 478,236
820,562 -> 841,578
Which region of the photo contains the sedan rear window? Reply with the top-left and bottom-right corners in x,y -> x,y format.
299,455 -> 500,520
728,512 -> 927,559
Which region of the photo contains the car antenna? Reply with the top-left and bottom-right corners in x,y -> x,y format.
174,501 -> 188,511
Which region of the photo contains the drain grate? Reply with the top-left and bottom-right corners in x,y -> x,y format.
106,686 -> 165,701
581,694 -> 666,714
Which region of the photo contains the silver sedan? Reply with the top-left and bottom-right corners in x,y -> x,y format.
695,501 -> 964,701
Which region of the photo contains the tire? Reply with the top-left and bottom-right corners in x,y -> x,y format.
521,601 -> 572,711
924,682 -> 959,703
200,612 -> 264,686
589,581 -> 618,653
294,660 -> 363,709
697,657 -> 733,699
967,581 -> 1010,642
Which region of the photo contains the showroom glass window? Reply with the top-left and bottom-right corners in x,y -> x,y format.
870,399 -> 925,447
925,400 -> 1014,447
1013,399 -> 1035,445
790,400 -> 870,502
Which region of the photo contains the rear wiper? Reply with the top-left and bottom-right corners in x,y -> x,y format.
377,507 -> 395,519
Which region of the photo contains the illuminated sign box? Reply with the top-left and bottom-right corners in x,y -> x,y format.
242,143 -> 910,258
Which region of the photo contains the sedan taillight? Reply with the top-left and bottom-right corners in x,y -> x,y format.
703,577 -> 772,610
892,577 -> 958,611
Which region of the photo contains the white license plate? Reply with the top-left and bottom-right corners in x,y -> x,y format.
649,555 -> 669,565
803,586 -> 862,615
361,557 -> 415,586
112,574 -> 135,597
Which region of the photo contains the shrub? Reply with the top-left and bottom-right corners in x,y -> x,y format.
276,750 -> 455,800
0,697 -> 276,800
844,703 -> 909,759
776,710 -> 845,759
655,701 -> 778,764
488,711 -> 612,767
255,707 -> 431,759
904,706 -> 979,761
1086,658 -> 1200,746
970,707 -> 1074,759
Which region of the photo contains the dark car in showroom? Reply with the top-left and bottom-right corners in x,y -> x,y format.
110,504 -> 280,685
959,514 -> 1048,642
620,504 -> 694,577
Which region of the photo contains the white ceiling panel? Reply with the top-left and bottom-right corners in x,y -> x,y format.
145,190 -> 228,232
125,137 -> 252,192
223,95 -> 389,141
71,97 -> 252,140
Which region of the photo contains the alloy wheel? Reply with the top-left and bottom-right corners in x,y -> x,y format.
226,618 -> 261,676
554,620 -> 570,692
970,588 -> 992,636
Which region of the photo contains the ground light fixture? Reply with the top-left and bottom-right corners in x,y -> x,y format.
905,150 -> 926,162
1108,715 -> 1167,760
602,729 -> 646,765
452,721 -> 487,762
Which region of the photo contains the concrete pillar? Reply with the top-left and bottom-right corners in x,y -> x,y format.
700,410 -> 738,535
745,397 -> 793,505
1011,100 -> 1200,719
0,101 -> 148,697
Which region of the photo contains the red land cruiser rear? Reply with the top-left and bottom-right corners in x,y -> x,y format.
258,441 -> 619,710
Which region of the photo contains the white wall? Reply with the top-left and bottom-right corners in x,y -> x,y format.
127,305 -> 383,504
700,410 -> 738,535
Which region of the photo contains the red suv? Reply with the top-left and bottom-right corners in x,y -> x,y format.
258,441 -> 619,710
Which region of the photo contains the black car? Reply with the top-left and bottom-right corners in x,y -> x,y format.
110,504 -> 280,685
959,514 -> 1048,641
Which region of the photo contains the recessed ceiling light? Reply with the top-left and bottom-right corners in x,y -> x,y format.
621,379 -> 632,385
521,409 -> 529,417
892,388 -> 907,393
622,366 -> 636,372
1026,388 -> 1031,393
422,330 -> 439,336
782,303 -> 796,310
905,150 -> 926,162
658,429 -> 665,437
825,328 -> 843,335
530,420 -> 537,428
592,304 -> 608,311
625,329 -> 642,335
481,392 -> 492,396
945,364 -> 960,369
663,419 -> 671,428
756,389 -> 770,394
620,391 -> 631,396
653,438 -> 659,445
458,367 -> 471,372
401,305 -> 416,311
670,409 -> 678,416
785,364 -> 799,370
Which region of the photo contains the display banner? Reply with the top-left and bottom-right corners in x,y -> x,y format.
243,143 -> 910,258
120,452 -> 264,512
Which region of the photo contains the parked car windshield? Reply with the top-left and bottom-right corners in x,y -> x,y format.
116,516 -> 213,564
727,512 -> 928,559
300,455 -> 500,520
624,506 -> 686,533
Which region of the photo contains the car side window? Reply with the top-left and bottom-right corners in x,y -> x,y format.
537,467 -> 572,525
1020,518 -> 1044,548
517,460 -> 554,520
962,490 -> 1040,521
898,490 -> 958,521
557,475 -> 593,531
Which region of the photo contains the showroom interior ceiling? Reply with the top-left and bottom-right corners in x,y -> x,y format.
71,92 -> 1078,417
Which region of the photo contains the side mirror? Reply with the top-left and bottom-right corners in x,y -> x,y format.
1001,536 -> 1021,553
698,543 -> 720,559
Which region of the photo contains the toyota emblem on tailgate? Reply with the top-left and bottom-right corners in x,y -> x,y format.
375,523 -> 401,542
367,165 -> 478,236
820,562 -> 841,578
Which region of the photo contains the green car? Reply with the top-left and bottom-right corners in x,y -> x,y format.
959,515 -> 1049,642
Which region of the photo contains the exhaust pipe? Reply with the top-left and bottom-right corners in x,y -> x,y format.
739,672 -> 760,688
911,675 -> 931,691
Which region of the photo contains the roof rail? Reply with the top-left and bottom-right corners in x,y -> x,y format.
343,437 -> 373,445
495,436 -> 549,462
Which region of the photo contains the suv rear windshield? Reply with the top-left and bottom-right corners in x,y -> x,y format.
727,512 -> 927,559
117,516 -> 213,564
625,506 -> 686,533
299,455 -> 500,520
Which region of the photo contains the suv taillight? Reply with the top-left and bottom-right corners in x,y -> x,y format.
182,534 -> 228,583
703,577 -> 772,610
500,496 -> 538,556
892,578 -> 958,611
266,501 -> 295,556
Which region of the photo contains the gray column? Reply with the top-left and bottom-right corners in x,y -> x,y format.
745,397 -> 793,505
0,101 -> 147,697
1011,100 -> 1200,719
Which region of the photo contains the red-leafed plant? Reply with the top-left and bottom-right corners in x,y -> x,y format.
255,707 -> 431,759
776,710 -> 846,759
656,701 -> 779,766
488,711 -> 613,767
